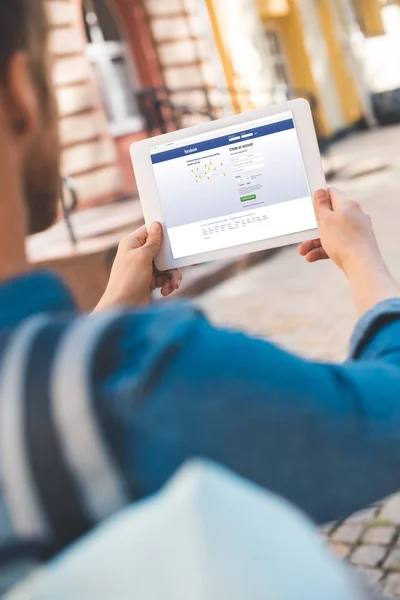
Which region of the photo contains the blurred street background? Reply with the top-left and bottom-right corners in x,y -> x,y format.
31,0 -> 400,596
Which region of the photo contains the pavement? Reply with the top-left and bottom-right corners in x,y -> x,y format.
195,124 -> 400,597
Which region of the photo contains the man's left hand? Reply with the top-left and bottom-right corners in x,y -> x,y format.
95,222 -> 182,311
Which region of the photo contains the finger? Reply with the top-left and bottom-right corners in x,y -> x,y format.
328,186 -> 351,212
306,247 -> 329,263
154,274 -> 167,289
167,269 -> 182,291
153,268 -> 182,290
161,281 -> 174,297
154,275 -> 174,296
120,225 -> 148,251
143,222 -> 163,258
298,239 -> 322,256
314,189 -> 332,221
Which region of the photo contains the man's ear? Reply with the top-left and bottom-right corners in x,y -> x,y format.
2,52 -> 40,143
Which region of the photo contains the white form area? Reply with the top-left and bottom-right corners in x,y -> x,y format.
168,196 -> 316,259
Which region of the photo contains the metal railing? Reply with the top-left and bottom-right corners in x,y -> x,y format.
60,176 -> 79,246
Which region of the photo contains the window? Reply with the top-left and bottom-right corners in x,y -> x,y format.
82,0 -> 143,136
265,31 -> 291,99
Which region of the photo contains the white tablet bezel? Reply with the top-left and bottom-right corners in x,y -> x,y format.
130,98 -> 325,271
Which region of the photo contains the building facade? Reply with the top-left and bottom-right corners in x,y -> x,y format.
45,0 -> 394,210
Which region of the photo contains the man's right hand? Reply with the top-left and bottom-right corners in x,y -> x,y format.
299,187 -> 399,316
298,187 -> 381,276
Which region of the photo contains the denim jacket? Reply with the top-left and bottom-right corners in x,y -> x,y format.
0,271 -> 399,565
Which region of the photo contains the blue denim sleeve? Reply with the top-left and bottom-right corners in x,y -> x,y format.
349,298 -> 400,361
97,300 -> 400,525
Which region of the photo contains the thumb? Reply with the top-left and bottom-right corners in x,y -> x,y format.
328,186 -> 348,211
314,189 -> 332,221
143,222 -> 163,258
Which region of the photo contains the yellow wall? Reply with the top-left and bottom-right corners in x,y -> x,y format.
208,0 -> 365,131
258,0 -> 289,19
317,0 -> 363,125
206,0 -> 242,113
268,0 -> 331,136
264,0 -> 366,133
207,0 -> 284,114
357,0 -> 385,37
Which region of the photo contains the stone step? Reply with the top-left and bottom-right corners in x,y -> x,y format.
27,198 -> 144,264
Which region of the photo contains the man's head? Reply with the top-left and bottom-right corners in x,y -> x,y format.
0,0 -> 60,235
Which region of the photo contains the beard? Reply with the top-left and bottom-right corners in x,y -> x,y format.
23,119 -> 61,235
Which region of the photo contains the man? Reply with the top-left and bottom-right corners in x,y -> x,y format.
1,0 -> 400,583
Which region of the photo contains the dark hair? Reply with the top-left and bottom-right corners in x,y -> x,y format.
0,0 -> 49,100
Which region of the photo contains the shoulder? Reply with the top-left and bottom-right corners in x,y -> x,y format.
76,302 -> 209,359
2,302 -> 206,365
0,303 -> 208,396
86,303 -> 211,383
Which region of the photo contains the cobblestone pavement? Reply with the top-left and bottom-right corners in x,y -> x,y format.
196,124 -> 400,597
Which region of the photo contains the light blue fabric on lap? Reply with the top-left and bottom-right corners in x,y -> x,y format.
6,460 -> 366,600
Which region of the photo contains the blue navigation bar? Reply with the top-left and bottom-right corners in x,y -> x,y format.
150,118 -> 294,165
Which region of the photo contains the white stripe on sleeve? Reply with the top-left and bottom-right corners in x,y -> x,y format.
0,317 -> 51,539
51,312 -> 129,523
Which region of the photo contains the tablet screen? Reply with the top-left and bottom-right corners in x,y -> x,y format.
150,111 -> 317,260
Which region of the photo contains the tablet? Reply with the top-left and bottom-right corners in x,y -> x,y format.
131,98 -> 325,271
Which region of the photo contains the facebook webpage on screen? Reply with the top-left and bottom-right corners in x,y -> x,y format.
150,111 -> 317,259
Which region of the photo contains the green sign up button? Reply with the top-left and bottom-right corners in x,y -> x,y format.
240,194 -> 257,202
